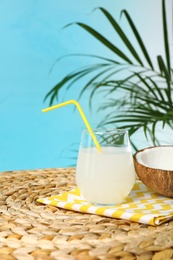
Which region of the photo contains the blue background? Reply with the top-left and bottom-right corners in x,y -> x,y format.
0,0 -> 172,171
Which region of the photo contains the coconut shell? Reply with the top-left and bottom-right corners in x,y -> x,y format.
134,147 -> 173,198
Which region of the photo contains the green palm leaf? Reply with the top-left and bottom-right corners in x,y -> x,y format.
162,0 -> 171,78
121,9 -> 154,69
75,22 -> 133,63
44,0 -> 173,150
98,7 -> 143,65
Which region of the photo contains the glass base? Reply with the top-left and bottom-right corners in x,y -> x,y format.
89,201 -> 119,207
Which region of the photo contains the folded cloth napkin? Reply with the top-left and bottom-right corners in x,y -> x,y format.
37,180 -> 173,226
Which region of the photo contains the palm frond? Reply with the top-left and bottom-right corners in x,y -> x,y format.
98,7 -> 144,65
121,10 -> 154,69
162,0 -> 171,78
76,22 -> 133,63
45,0 -> 173,150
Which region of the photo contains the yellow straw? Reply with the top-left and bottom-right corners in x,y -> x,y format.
42,100 -> 102,152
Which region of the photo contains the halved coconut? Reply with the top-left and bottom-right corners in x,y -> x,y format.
134,146 -> 173,197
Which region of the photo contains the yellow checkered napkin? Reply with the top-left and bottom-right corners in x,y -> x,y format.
37,180 -> 173,226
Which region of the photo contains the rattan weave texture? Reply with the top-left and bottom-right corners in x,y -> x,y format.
0,168 -> 173,260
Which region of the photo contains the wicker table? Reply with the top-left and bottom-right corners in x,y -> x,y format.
0,168 -> 173,260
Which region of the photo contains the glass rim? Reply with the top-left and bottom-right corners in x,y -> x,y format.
82,128 -> 129,135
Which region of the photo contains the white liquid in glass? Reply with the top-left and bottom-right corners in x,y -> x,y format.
76,146 -> 136,205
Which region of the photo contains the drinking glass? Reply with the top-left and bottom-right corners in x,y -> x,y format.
76,129 -> 136,205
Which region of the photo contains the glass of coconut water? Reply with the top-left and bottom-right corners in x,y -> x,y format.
76,129 -> 136,205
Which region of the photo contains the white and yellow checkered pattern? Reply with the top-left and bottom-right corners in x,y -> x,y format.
37,180 -> 173,226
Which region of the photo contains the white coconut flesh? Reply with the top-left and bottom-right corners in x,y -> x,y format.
136,146 -> 173,171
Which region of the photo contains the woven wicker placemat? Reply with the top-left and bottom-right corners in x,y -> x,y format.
0,168 -> 173,260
